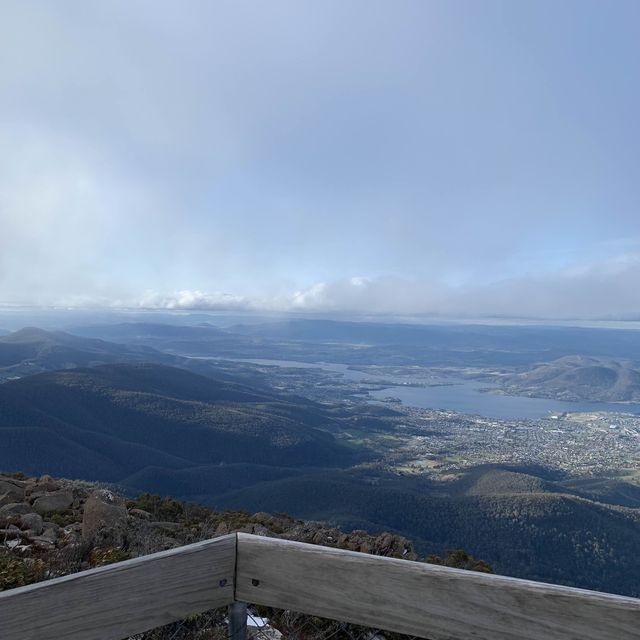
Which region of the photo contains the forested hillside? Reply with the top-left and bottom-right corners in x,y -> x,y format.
209,467 -> 640,596
0,363 -> 360,480
2,324 -> 640,597
0,327 -> 181,381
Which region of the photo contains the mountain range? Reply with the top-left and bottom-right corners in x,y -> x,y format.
70,319 -> 640,367
1,323 -> 640,596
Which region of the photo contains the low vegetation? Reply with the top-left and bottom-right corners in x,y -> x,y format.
1,474 -> 492,640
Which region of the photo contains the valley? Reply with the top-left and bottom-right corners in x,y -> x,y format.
1,315 -> 640,595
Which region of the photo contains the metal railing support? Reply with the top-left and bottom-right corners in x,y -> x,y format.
228,601 -> 248,640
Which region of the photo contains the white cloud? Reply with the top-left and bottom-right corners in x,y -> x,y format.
137,290 -> 254,311
134,253 -> 640,320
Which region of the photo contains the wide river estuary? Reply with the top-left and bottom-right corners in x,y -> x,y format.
226,358 -> 640,420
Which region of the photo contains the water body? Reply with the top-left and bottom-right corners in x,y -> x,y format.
213,357 -> 640,420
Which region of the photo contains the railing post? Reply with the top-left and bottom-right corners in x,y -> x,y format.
228,601 -> 248,640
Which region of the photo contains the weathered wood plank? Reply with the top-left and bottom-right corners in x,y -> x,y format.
0,533 -> 236,640
236,533 -> 640,640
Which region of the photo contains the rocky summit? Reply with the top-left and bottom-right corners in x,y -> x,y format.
1,472 -> 488,595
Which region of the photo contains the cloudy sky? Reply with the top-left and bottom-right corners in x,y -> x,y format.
1,1 -> 639,319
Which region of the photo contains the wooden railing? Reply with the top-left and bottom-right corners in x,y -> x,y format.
1,532 -> 639,640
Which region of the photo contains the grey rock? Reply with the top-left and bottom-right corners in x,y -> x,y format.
20,512 -> 44,535
0,476 -> 27,491
33,490 -> 74,514
82,489 -> 128,541
0,502 -> 33,525
42,527 -> 62,543
252,512 -> 293,531
0,478 -> 26,505
25,475 -> 60,496
31,535 -> 56,548
0,489 -> 25,506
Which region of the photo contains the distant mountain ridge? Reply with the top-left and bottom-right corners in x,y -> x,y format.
71,319 -> 640,367
496,355 -> 640,402
0,327 -> 178,380
68,322 -> 249,357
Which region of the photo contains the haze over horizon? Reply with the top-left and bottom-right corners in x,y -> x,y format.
1,1 -> 639,320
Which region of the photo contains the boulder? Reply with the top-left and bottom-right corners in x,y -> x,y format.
25,475 -> 61,496
32,490 -> 74,514
0,478 -> 26,506
0,489 -> 25,506
0,502 -> 33,526
0,476 -> 27,491
31,535 -> 56,549
20,512 -> 44,536
252,512 -> 293,532
82,490 -> 128,541
310,527 -> 343,547
42,527 -> 61,543
371,532 -> 417,560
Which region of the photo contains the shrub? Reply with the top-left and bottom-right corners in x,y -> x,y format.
0,551 -> 46,590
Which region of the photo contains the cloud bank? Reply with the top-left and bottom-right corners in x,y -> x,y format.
1,2 -> 639,320
134,253 -> 640,320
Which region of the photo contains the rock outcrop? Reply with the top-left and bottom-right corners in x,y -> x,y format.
0,475 -> 91,556
32,490 -> 74,515
0,477 -> 26,506
0,473 -> 447,594
82,489 -> 128,543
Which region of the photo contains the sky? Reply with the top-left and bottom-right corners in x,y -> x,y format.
1,1 -> 639,320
